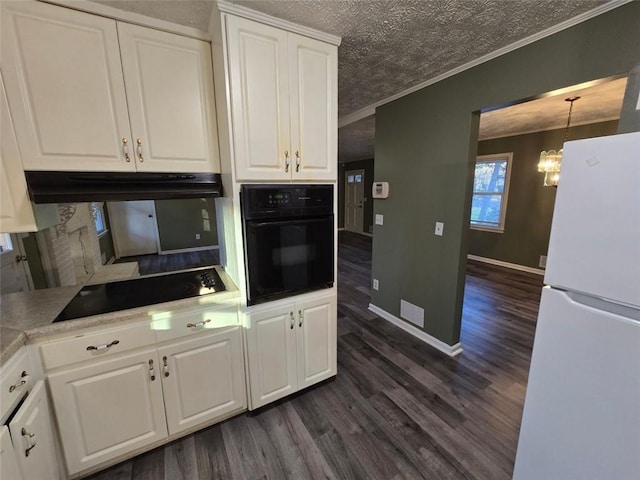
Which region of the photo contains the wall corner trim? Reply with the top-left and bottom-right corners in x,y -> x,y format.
467,254 -> 545,275
368,303 -> 463,357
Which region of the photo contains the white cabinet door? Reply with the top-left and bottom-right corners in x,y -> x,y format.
161,328 -> 246,436
296,294 -> 337,389
289,34 -> 337,181
0,72 -> 36,232
117,23 -> 220,173
245,305 -> 298,409
8,381 -> 60,480
226,15 -> 291,181
48,349 -> 167,476
1,1 -> 134,172
0,426 -> 24,480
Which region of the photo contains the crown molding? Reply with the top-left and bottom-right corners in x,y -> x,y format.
39,0 -> 212,40
216,1 -> 341,46
338,0 -> 632,128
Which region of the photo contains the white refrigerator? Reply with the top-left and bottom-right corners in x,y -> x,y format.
513,132 -> 640,480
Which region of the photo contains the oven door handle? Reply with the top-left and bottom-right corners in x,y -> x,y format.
248,217 -> 333,229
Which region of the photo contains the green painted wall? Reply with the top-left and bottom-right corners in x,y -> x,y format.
470,120 -> 619,269
338,158 -> 375,232
154,198 -> 218,251
372,3 -> 640,346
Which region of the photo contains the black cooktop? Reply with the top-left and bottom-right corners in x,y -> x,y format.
54,267 -> 226,322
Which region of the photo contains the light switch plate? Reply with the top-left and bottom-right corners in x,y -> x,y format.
435,221 -> 444,236
375,214 -> 384,225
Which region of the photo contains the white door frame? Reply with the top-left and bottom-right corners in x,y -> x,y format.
344,169 -> 365,233
108,201 -> 161,259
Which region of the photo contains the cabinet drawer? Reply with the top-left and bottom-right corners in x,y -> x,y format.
151,304 -> 239,344
0,347 -> 32,423
40,322 -> 155,370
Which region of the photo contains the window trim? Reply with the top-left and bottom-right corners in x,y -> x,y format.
92,203 -> 109,238
470,152 -> 513,233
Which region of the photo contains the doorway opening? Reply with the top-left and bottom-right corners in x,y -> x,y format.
344,169 -> 365,233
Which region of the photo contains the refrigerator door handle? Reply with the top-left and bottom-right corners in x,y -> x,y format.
563,289 -> 640,322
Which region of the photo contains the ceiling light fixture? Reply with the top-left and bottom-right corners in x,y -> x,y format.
537,96 -> 580,187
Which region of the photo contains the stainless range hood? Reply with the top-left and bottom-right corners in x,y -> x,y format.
25,171 -> 223,204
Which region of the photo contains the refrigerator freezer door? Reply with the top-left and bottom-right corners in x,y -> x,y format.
514,287 -> 640,480
544,131 -> 640,307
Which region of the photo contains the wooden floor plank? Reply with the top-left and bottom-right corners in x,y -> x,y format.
86,231 -> 541,480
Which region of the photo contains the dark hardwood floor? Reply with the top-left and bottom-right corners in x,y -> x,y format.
88,231 -> 543,480
115,249 -> 220,276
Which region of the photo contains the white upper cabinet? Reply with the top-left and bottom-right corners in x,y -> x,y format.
226,16 -> 337,182
117,23 -> 220,173
1,1 -> 133,172
1,1 -> 220,173
288,33 -> 337,181
1,72 -> 36,232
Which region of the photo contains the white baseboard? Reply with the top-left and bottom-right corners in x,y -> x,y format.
467,254 -> 545,276
160,245 -> 219,255
368,304 -> 463,357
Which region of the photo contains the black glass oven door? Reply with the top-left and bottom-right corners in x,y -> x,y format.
245,215 -> 334,304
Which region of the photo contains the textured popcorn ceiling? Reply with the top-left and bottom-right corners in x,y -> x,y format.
90,0 -> 620,161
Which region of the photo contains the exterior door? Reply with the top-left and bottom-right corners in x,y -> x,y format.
226,15 -> 291,181
245,305 -> 298,409
0,234 -> 32,294
9,381 -> 60,480
47,349 -> 167,476
296,295 -> 337,389
117,22 -> 220,173
1,1 -> 133,171
107,201 -> 159,258
161,329 -> 246,435
345,169 -> 365,233
289,33 -> 337,181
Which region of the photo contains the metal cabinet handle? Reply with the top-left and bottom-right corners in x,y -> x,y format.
136,138 -> 144,162
298,309 -> 303,327
295,151 -> 301,172
284,150 -> 290,172
148,359 -> 156,381
162,356 -> 169,377
9,371 -> 29,393
21,428 -> 36,457
86,340 -> 120,351
186,319 -> 211,328
290,311 -> 294,329
122,138 -> 131,162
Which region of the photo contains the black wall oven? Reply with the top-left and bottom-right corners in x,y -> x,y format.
241,184 -> 334,305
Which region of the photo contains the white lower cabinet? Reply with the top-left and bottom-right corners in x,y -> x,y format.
46,322 -> 246,477
0,426 -> 23,480
47,348 -> 168,476
160,328 -> 246,436
245,293 -> 337,409
8,381 -> 61,480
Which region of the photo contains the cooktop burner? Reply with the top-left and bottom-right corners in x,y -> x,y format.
54,267 -> 226,322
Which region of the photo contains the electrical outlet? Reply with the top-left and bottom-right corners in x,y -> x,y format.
195,233 -> 201,240
434,221 -> 444,236
539,255 -> 547,268
375,214 -> 384,226
373,279 -> 379,290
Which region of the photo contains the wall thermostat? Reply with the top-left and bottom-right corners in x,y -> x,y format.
372,181 -> 389,199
